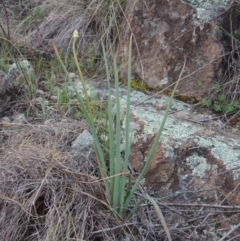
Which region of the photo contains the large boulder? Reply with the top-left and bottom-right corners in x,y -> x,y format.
70,77 -> 240,205
70,78 -> 240,238
116,0 -> 232,101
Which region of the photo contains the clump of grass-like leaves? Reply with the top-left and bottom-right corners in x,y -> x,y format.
54,30 -> 186,241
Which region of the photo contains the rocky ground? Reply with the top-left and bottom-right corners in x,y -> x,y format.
1,0 -> 240,240
0,60 -> 240,240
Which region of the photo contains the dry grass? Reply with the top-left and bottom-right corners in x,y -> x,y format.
1,117 -> 240,241
0,117 -> 181,240
0,0 -> 125,72
0,119 -> 125,241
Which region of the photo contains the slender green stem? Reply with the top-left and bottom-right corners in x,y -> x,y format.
112,57 -> 122,211
72,36 -> 111,202
119,35 -> 133,215
53,39 -> 111,202
72,35 -> 93,121
127,199 -> 146,220
127,196 -> 171,239
102,42 -> 115,203
145,195 -> 172,241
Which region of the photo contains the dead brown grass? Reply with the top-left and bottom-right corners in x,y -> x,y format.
0,119 -> 127,241
1,0 -> 125,72
1,116 -> 219,241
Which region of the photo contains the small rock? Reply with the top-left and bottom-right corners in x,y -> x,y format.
72,129 -> 94,149
69,72 -> 76,79
8,60 -> 34,79
36,89 -> 45,95
33,97 -> 49,106
12,114 -> 27,124
0,60 -> 35,116
1,116 -> 11,124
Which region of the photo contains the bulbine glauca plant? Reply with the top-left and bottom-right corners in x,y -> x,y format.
54,30 -> 186,241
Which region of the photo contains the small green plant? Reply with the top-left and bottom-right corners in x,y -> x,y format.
44,70 -> 55,92
224,100 -> 239,112
0,41 -> 11,73
54,30 -> 186,241
213,82 -> 220,90
87,48 -> 96,70
23,7 -> 46,30
57,84 -> 70,108
196,79 -> 205,88
40,99 -> 48,120
213,12 -> 240,114
0,37 -> 39,99
203,80 -> 239,113
203,93 -> 239,113
203,98 -> 212,108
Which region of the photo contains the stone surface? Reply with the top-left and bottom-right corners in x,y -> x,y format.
0,60 -> 34,115
70,78 -> 240,209
72,129 -> 94,149
8,60 -> 34,81
181,0 -> 231,20
121,89 -> 240,207
116,0 -> 230,101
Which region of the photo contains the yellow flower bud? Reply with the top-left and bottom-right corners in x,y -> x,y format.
73,30 -> 79,39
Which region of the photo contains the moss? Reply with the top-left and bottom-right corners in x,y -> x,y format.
120,78 -> 199,104
120,78 -> 154,92
227,116 -> 240,127
174,95 -> 198,104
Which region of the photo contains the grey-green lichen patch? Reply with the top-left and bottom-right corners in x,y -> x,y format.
119,87 -> 240,179
68,81 -> 108,100
164,145 -> 176,159
8,60 -> 34,78
117,88 -> 201,141
181,0 -> 231,9
171,101 -> 188,112
186,153 -> 209,177
152,21 -> 170,34
174,63 -> 183,72
70,80 -> 240,180
194,136 -> 240,179
181,0 -> 231,20
126,104 -> 201,141
121,113 -> 142,140
194,58 -> 204,67
159,68 -> 169,85
130,91 -> 187,112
